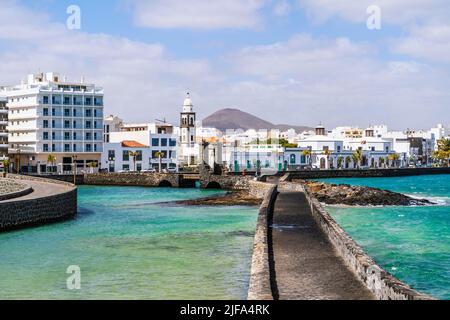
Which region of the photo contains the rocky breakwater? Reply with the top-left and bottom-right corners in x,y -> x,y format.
298,180 -> 433,206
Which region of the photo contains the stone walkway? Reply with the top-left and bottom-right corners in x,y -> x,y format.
271,190 -> 374,300
0,180 -> 72,203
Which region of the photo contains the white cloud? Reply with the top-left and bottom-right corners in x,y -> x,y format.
0,0 -> 448,130
128,0 -> 267,30
273,0 -> 292,16
392,24 -> 450,64
298,0 -> 450,26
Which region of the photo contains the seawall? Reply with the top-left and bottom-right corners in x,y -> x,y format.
247,184 -> 278,300
283,181 -> 434,300
286,167 -> 450,180
0,175 -> 77,232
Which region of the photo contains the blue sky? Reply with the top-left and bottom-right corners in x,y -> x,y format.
1,0 -> 450,129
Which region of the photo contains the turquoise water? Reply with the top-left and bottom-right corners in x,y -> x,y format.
0,186 -> 258,300
317,175 -> 450,299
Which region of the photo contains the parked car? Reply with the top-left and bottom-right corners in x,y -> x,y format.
142,168 -> 156,173
167,167 -> 178,173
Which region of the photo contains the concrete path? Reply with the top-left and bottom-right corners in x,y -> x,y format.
271,191 -> 374,300
0,180 -> 73,203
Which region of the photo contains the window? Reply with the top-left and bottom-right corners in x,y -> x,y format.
64,109 -> 70,117
108,150 -> 115,161
51,120 -> 55,128
52,144 -> 56,152
43,108 -> 49,116
43,120 -> 49,128
73,121 -> 77,129
123,151 -> 130,161
85,109 -> 92,117
64,144 -> 70,152
161,138 -> 168,147
94,121 -> 97,129
52,108 -> 56,116
94,97 -> 103,106
64,132 -> 70,140
94,132 -> 98,140
122,164 -> 130,171
43,132 -> 49,140
52,132 -> 56,140
43,144 -> 49,152
85,97 -> 92,106
94,144 -> 97,152
386,146 -> 389,153
64,120 -> 70,128
86,132 -> 91,140
290,154 -> 296,164
86,121 -> 91,129
371,147 -> 375,152
43,96 -> 49,104
152,138 -> 159,146
169,139 -> 177,147
86,144 -> 92,152
337,146 -> 341,153
73,109 -> 77,117
94,109 -> 97,117
73,144 -> 77,152
64,97 -> 71,105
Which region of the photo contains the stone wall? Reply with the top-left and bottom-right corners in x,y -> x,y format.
295,182 -> 434,300
84,173 -> 180,187
0,176 -> 77,232
286,167 -> 450,180
247,184 -> 278,300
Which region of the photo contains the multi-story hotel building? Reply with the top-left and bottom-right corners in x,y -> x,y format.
3,72 -> 104,174
0,96 -> 8,161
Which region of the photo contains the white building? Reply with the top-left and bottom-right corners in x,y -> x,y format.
3,72 -> 104,174
228,144 -> 284,173
298,125 -> 396,169
103,121 -> 178,172
103,115 -> 123,143
0,96 -> 8,161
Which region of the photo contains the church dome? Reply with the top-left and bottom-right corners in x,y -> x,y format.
183,93 -> 193,107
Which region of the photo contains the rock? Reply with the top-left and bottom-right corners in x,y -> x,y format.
160,191 -> 262,207
297,180 -> 434,206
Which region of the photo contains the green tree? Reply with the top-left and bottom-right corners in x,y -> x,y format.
155,151 -> 165,173
2,159 -> 9,176
337,156 -> 344,169
433,139 -> 450,167
345,156 -> 351,169
47,154 -> 56,173
128,151 -> 139,172
352,149 -> 363,169
388,153 -> 400,168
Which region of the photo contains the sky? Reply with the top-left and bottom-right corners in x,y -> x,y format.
0,0 -> 449,130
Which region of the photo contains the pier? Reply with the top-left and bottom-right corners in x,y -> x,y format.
271,190 -> 374,299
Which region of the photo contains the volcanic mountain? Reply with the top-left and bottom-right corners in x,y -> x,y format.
202,108 -> 312,132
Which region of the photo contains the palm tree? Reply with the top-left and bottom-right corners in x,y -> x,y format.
337,156 -> 344,169
155,151 -> 165,173
345,156 -> 351,169
352,149 -> 363,169
87,161 -> 98,174
380,157 -> 385,168
388,153 -> 400,168
302,149 -> 312,168
47,154 -> 56,173
128,151 -> 139,172
433,139 -> 450,167
322,149 -> 332,169
2,159 -> 9,177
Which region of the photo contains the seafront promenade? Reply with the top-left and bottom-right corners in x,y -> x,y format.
271,190 -> 374,300
0,175 -> 77,231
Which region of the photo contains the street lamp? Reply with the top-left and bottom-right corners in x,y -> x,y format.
72,155 -> 78,185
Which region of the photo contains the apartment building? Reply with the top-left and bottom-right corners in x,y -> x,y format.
0,96 -> 8,161
3,72 -> 104,174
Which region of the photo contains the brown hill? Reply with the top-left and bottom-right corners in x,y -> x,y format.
202,108 -> 312,132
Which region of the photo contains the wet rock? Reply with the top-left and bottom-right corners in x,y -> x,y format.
299,180 -> 434,206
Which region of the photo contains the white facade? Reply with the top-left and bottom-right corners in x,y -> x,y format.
3,72 -> 104,173
105,122 -> 178,172
0,96 -> 8,161
179,93 -> 199,166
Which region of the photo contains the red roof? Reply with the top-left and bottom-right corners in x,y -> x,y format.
121,140 -> 148,148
